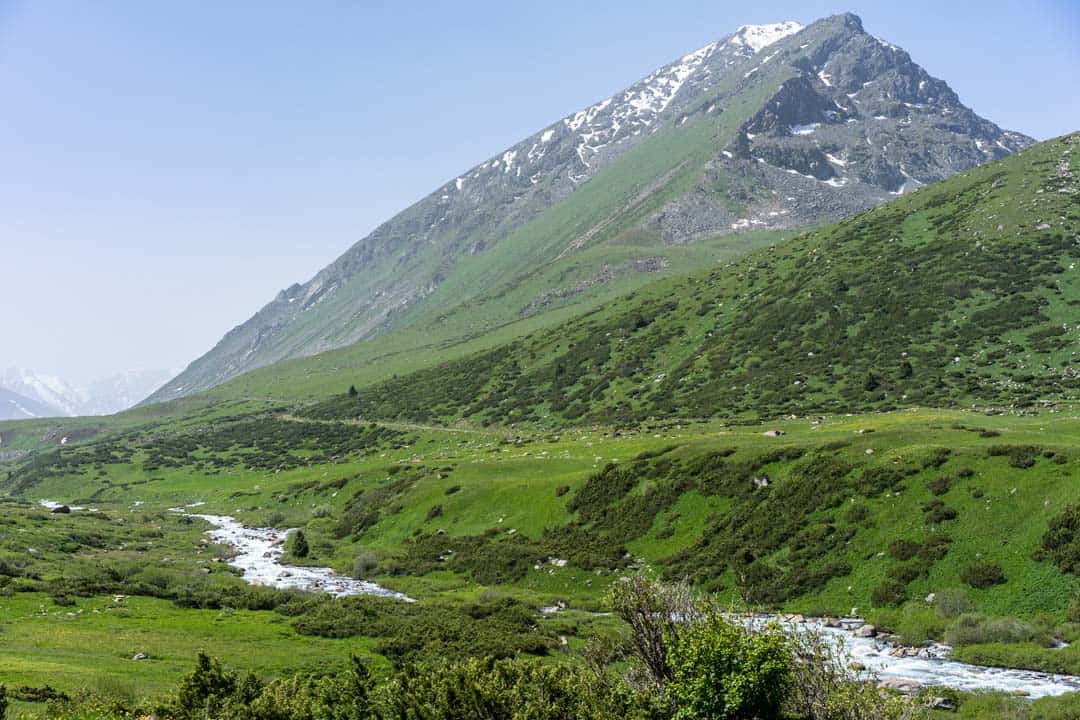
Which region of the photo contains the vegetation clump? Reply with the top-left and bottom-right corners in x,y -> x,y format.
960,562 -> 1007,589
1041,501 -> 1080,575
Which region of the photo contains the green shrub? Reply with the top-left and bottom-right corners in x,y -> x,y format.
934,588 -> 973,618
887,539 -> 922,561
871,581 -> 908,607
892,605 -> 947,646
960,562 -> 1006,589
945,613 -> 1049,647
922,499 -> 958,523
352,553 -> 378,579
263,511 -> 286,527
248,656 -> 376,720
167,652 -> 261,720
380,656 -> 643,720
1042,501 -> 1080,574
1030,691 -> 1080,719
926,475 -> 953,496
842,504 -> 869,525
987,444 -> 1042,469
668,616 -> 792,720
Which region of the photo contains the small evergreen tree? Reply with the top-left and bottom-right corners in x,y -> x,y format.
863,371 -> 881,392
348,385 -> 358,397
289,530 -> 310,558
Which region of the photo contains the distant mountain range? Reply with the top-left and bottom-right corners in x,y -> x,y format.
149,12 -> 1032,404
0,387 -> 62,421
0,367 -> 175,417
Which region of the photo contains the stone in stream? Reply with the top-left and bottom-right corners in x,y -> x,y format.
856,624 -> 877,638
928,697 -> 956,710
878,678 -> 921,694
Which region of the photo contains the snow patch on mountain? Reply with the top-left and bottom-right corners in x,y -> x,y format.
729,22 -> 804,53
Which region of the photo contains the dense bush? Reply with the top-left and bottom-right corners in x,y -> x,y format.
381,657 -> 650,720
987,445 -> 1043,469
960,562 -> 1007,589
667,616 -> 791,720
1042,501 -> 1080,575
288,595 -> 552,666
351,553 -> 378,579
871,580 -> 908,607
926,475 -> 954,496
888,539 -> 922,561
934,588 -> 974,618
945,614 -> 1050,647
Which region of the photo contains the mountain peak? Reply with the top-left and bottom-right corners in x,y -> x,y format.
730,21 -> 804,53
148,14 -> 1035,404
827,12 -> 864,31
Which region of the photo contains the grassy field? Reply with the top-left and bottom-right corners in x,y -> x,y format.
1,406 -> 1078,713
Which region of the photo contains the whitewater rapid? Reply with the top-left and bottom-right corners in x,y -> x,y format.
757,616 -> 1080,699
174,507 -> 413,601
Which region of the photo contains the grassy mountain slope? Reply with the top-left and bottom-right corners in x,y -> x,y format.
151,13 -> 1031,405
306,133 -> 1079,426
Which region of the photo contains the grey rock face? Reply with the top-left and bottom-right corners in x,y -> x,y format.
658,12 -> 1034,242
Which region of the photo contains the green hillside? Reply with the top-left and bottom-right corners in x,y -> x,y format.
306,133 -> 1080,426
1,137 -> 1078,719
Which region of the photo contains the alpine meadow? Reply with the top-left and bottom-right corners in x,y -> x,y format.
2,9 -> 1079,720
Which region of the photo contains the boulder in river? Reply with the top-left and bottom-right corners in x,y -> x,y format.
856,624 -> 877,638
878,678 -> 921,694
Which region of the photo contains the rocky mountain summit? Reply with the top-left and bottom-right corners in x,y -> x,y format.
150,13 -> 1032,404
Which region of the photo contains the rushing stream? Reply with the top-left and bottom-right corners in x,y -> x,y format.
769,617 -> 1080,699
172,507 -> 413,601
40,500 -> 1080,697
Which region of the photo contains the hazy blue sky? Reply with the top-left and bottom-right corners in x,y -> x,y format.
3,1 -> 1078,385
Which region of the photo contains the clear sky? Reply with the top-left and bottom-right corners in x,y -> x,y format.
2,1 -> 1077,385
